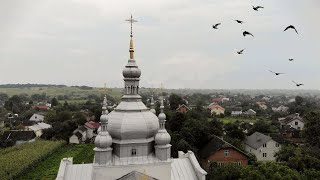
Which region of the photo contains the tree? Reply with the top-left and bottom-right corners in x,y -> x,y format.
248,119 -> 272,135
303,111 -> 320,148
51,98 -> 59,107
224,123 -> 245,141
168,94 -> 184,111
0,93 -> 8,101
166,112 -> 186,132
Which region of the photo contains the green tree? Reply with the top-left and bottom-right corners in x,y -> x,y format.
168,94 -> 184,111
248,119 -> 272,135
224,123 -> 245,141
303,111 -> 320,148
51,97 -> 59,107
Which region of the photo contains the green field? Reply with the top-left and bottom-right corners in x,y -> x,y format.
0,140 -> 65,180
18,143 -> 95,180
218,117 -> 257,124
0,87 -> 122,103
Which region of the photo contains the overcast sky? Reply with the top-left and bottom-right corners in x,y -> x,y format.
0,0 -> 319,89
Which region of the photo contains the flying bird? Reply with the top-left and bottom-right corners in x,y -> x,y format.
269,70 -> 284,76
253,6 -> 264,11
289,58 -> 294,61
292,81 -> 304,87
212,23 -> 221,29
237,49 -> 245,54
284,25 -> 298,34
243,31 -> 254,37
234,20 -> 244,24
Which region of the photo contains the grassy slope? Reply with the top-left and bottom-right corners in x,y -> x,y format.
18,144 -> 94,180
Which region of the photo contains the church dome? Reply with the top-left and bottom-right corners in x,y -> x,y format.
122,66 -> 141,78
155,129 -> 171,145
95,131 -> 112,148
107,101 -> 159,140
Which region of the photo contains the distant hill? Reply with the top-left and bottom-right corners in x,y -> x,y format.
0,84 -> 67,88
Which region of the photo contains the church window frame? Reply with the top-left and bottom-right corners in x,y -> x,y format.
131,149 -> 137,156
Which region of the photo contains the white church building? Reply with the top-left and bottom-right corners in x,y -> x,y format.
56,16 -> 207,180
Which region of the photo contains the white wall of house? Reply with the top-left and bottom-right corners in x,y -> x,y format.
86,127 -> 94,139
69,135 -> 80,144
245,139 -> 281,161
287,119 -> 304,130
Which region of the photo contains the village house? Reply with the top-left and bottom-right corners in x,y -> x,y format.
69,121 -> 100,144
243,109 -> 256,118
26,122 -> 52,137
278,113 -> 304,130
29,113 -> 45,123
272,105 -> 289,113
1,130 -> 36,146
210,104 -> 225,116
231,110 -> 242,117
256,102 -> 268,110
32,105 -> 50,110
200,135 -> 249,169
176,104 -> 190,114
244,132 -> 281,161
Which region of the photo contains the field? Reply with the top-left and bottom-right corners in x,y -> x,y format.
18,143 -> 95,180
0,140 -> 65,180
0,86 -> 122,103
218,117 -> 257,124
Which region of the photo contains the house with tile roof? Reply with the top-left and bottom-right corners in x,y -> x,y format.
244,132 -> 281,161
176,104 -> 190,114
210,104 -> 225,116
199,135 -> 249,169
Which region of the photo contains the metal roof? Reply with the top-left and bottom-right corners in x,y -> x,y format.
244,132 -> 272,149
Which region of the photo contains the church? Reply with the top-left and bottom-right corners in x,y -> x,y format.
56,15 -> 207,180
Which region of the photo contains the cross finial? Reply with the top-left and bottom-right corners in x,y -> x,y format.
125,14 -> 138,36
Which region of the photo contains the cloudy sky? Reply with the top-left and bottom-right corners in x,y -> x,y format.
0,0 -> 319,89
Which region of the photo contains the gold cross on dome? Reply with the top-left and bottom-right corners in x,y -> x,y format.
125,14 -> 138,35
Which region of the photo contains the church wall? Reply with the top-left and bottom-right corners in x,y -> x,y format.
113,141 -> 154,158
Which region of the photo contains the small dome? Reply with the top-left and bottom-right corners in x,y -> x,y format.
155,129 -> 171,145
100,114 -> 108,122
158,113 -> 166,121
122,66 -> 141,78
150,109 -> 156,114
95,132 -> 112,148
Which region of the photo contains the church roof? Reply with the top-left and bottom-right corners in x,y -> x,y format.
117,171 -> 158,180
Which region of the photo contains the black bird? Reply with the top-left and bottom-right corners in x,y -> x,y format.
269,70 -> 284,76
243,31 -> 254,37
212,23 -> 221,29
289,58 -> 294,61
292,81 -> 304,87
237,49 -> 245,54
234,20 -> 244,24
253,6 -> 264,11
284,25 -> 298,34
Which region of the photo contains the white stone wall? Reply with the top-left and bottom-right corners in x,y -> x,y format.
245,139 -> 281,161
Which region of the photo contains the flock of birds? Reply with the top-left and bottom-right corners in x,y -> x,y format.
212,4 -> 304,87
